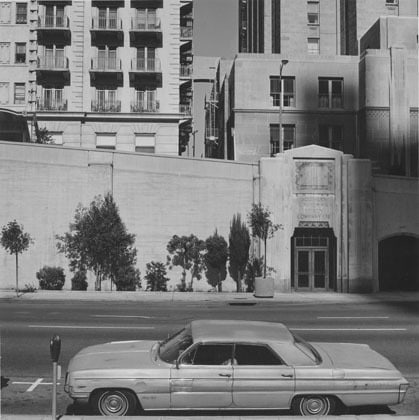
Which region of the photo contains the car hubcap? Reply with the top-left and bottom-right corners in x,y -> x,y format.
301,396 -> 329,415
100,391 -> 128,415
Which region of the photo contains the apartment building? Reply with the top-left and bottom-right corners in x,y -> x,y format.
0,0 -> 193,154
206,0 -> 418,178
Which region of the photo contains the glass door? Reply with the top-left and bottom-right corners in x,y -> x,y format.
295,244 -> 328,291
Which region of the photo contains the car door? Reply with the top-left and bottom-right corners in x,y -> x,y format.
170,343 -> 234,409
232,343 -> 295,409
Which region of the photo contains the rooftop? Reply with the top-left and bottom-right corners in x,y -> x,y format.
190,319 -> 293,343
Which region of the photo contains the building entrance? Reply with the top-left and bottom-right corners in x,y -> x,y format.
291,227 -> 336,291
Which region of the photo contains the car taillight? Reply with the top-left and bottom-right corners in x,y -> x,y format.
398,383 -> 409,403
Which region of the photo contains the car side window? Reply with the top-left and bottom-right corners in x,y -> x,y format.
183,344 -> 234,366
234,344 -> 283,365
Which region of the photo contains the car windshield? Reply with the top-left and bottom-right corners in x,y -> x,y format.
158,326 -> 193,364
292,333 -> 322,364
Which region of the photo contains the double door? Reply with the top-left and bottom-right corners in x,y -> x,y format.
295,246 -> 328,291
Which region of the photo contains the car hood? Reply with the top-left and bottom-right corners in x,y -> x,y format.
313,342 -> 397,370
67,340 -> 157,372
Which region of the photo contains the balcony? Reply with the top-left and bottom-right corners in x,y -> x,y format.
36,55 -> 70,84
130,100 -> 160,113
180,26 -> 193,40
131,0 -> 163,8
130,17 -> 162,47
37,15 -> 71,44
129,58 -> 162,88
91,99 -> 121,113
37,98 -> 68,111
90,56 -> 123,86
180,104 -> 191,115
90,17 -> 124,46
180,65 -> 192,79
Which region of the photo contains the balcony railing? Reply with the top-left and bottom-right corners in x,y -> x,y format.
131,58 -> 161,72
91,56 -> 122,71
91,17 -> 122,30
38,15 -> 69,28
130,100 -> 160,113
180,65 -> 192,77
37,98 -> 68,111
180,26 -> 193,39
91,100 -> 121,112
180,104 -> 191,115
37,55 -> 69,70
131,17 -> 161,31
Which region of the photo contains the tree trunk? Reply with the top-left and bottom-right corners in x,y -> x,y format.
15,253 -> 19,296
237,269 -> 241,292
263,238 -> 267,277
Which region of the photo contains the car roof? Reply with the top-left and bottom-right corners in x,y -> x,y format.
190,320 -> 294,344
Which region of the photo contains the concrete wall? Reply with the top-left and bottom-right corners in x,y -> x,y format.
0,141 -> 256,291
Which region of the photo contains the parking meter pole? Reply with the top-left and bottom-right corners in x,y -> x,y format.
50,335 -> 61,420
52,361 -> 57,420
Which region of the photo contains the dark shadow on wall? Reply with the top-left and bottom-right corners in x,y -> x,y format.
379,235 -> 419,291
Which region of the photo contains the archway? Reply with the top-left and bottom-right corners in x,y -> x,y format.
379,235 -> 419,291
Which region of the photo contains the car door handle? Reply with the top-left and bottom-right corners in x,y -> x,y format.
219,373 -> 232,377
281,374 -> 293,378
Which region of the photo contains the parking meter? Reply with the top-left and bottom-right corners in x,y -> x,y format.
50,335 -> 61,419
50,335 -> 61,363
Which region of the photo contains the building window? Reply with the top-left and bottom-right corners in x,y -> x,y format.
270,76 -> 295,107
386,0 -> 398,4
16,3 -> 27,24
0,82 -> 9,104
92,89 -> 120,112
0,42 -> 10,63
98,7 -> 118,29
97,47 -> 117,70
14,82 -> 25,104
132,90 -> 158,112
319,125 -> 343,150
38,88 -> 66,111
135,8 -> 158,30
308,38 -> 320,54
270,124 -> 295,154
96,133 -> 116,150
0,2 -> 11,24
15,43 -> 26,64
307,1 -> 319,25
135,133 -> 155,153
319,78 -> 343,108
45,5 -> 65,27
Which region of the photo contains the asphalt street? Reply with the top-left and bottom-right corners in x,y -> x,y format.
1,295 -> 418,416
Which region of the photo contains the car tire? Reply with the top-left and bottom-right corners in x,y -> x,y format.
91,389 -> 138,416
292,395 -> 335,416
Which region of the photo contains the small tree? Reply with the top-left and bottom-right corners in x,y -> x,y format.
145,261 -> 169,291
1,220 -> 33,296
166,234 -> 205,291
247,203 -> 282,278
228,214 -> 251,292
204,230 -> 228,292
57,193 -> 138,291
36,266 -> 65,290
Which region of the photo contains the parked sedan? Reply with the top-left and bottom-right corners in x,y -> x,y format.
64,319 -> 409,416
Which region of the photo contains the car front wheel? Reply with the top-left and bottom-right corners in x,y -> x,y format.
293,395 -> 335,416
91,389 -> 138,416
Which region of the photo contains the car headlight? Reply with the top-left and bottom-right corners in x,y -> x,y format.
398,383 -> 409,403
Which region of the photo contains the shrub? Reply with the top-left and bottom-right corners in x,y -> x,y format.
244,257 -> 263,292
145,261 -> 169,291
71,270 -> 88,291
20,283 -> 37,293
114,265 -> 141,291
36,266 -> 65,290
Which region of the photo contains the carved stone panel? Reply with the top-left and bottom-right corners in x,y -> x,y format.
295,160 -> 335,194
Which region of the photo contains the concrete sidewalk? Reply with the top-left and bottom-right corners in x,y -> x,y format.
2,416 -> 419,420
1,289 -> 419,304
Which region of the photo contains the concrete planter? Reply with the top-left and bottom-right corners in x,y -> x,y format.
254,276 -> 274,298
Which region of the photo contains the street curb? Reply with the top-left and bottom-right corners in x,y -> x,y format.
1,289 -> 419,304
2,416 -> 419,420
